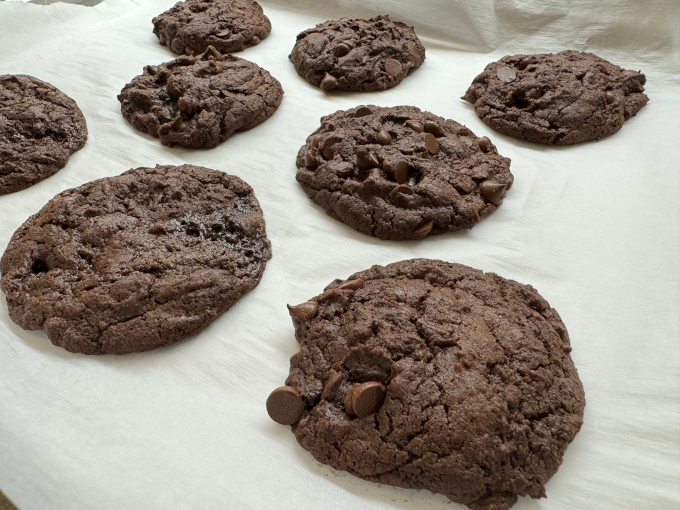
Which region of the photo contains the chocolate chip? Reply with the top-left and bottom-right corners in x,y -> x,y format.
528,88 -> 542,99
320,73 -> 339,91
518,56 -> 534,70
345,382 -> 386,418
216,29 -> 231,38
478,137 -> 492,153
200,46 -> 224,61
249,35 -> 261,45
377,129 -> 393,145
479,181 -> 506,206
394,161 -> 409,184
331,161 -> 353,178
321,136 -> 339,160
395,185 -> 415,195
336,279 -> 364,291
425,133 -> 440,154
335,43 -> 351,58
405,120 -> 424,133
266,386 -> 305,425
496,66 -> 517,83
605,91 -> 614,104
414,220 -> 433,236
384,58 -> 403,76
305,151 -> 318,170
622,69 -> 639,78
159,32 -> 167,45
287,300 -> 319,321
146,65 -> 159,76
423,121 -> 445,137
354,106 -> 373,117
357,152 -> 380,170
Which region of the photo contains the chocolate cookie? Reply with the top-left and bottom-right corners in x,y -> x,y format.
290,15 -> 425,92
296,105 -> 513,240
153,0 -> 271,56
0,164 -> 271,355
268,259 -> 585,510
0,75 -> 87,195
118,46 -> 283,149
462,50 -> 648,145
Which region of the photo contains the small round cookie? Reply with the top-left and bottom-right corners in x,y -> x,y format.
296,105 -> 513,240
290,15 -> 425,92
269,259 -> 585,510
153,0 -> 271,56
0,74 -> 87,195
118,46 -> 283,149
462,50 -> 648,145
0,164 -> 272,355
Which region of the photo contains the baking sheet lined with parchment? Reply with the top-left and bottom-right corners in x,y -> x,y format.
0,1 -> 678,509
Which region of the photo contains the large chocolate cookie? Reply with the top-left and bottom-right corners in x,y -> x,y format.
267,259 -> 585,510
0,75 -> 87,195
153,0 -> 271,56
296,105 -> 513,240
462,50 -> 648,145
0,164 -> 271,355
118,47 -> 283,149
290,15 -> 425,92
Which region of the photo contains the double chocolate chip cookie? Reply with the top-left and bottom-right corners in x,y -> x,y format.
153,0 -> 271,56
463,50 -> 648,145
1,164 -> 271,354
290,15 -> 425,92
267,259 -> 585,510
296,105 -> 513,240
118,46 -> 283,149
1,74 -> 87,195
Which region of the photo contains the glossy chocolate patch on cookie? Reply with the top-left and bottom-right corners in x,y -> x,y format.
0,75 -> 87,195
290,15 -> 425,92
118,47 -> 283,149
272,258 -> 586,510
463,50 -> 648,145
153,0 -> 271,56
0,164 -> 271,354
296,105 -> 513,240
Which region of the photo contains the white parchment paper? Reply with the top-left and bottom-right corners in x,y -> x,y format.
0,1 -> 678,509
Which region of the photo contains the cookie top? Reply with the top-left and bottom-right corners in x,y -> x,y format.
270,259 -> 585,510
296,105 -> 513,240
0,164 -> 272,355
0,75 -> 87,195
118,46 -> 283,149
462,50 -> 648,145
153,0 -> 271,56
290,15 -> 425,92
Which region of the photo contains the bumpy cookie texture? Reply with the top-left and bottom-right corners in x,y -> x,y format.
0,165 -> 271,355
153,0 -> 271,56
296,105 -> 513,240
0,75 -> 87,195
290,15 -> 425,92
463,50 -> 648,145
280,259 -> 585,510
118,46 -> 283,149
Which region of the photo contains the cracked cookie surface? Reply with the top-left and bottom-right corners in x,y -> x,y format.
463,50 -> 648,145
0,164 -> 271,354
153,0 -> 271,56
281,259 -> 585,510
1,74 -> 87,195
296,105 -> 513,240
290,15 -> 425,92
118,47 -> 283,149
